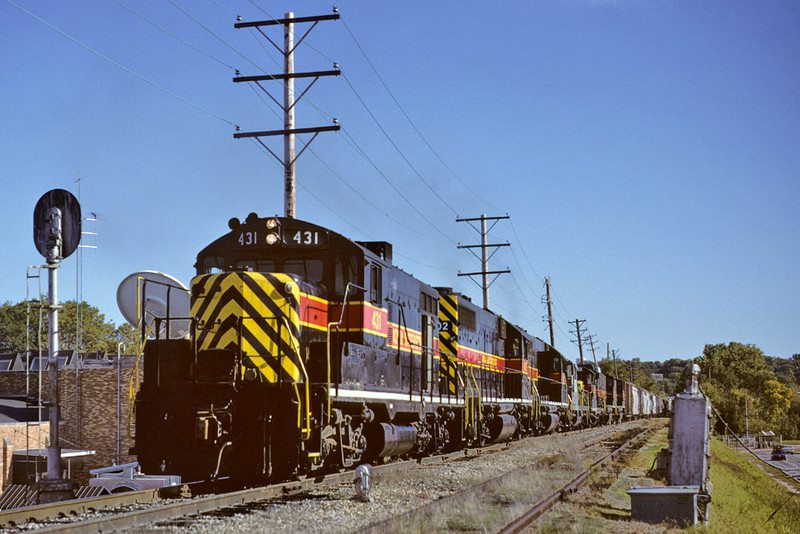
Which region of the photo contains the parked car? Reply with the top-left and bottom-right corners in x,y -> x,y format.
771,446 -> 787,461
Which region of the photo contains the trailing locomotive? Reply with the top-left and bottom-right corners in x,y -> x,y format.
131,214 -> 663,484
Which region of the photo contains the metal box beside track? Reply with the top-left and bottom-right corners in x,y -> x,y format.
628,486 -> 704,527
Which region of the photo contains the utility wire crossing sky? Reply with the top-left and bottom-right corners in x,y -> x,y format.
1,1 -> 798,362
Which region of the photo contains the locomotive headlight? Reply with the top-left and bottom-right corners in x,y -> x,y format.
285,281 -> 295,296
266,218 -> 279,229
266,232 -> 280,245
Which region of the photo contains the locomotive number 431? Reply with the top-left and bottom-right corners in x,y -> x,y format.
286,228 -> 327,247
291,230 -> 320,246
237,230 -> 258,246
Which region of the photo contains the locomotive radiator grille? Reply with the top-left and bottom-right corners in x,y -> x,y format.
190,272 -> 303,384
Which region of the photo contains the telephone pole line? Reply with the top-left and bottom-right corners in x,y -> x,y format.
570,319 -> 586,364
586,333 -> 598,367
233,10 -> 341,218
544,276 -> 555,347
456,214 -> 510,309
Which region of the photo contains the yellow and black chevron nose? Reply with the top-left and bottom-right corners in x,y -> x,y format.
438,294 -> 458,395
191,272 -> 302,384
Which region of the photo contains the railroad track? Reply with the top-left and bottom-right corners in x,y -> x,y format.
0,420 -> 660,533
353,424 -> 656,533
0,437 -> 514,533
498,425 -> 655,533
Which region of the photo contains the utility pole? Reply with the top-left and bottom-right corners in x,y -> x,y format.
745,398 -> 752,441
586,334 -> 598,367
456,214 -> 510,309
570,319 -> 586,365
233,10 -> 341,218
610,345 -> 619,380
544,277 -> 555,347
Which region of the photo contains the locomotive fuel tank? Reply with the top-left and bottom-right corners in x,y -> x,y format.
540,412 -> 560,434
363,423 -> 418,459
487,414 -> 518,443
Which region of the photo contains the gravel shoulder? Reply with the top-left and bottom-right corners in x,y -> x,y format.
125,420 -> 658,533
521,422 -> 680,533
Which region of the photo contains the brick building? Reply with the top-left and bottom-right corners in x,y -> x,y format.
0,353 -> 141,486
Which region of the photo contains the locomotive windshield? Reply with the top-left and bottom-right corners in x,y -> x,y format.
200,256 -> 325,283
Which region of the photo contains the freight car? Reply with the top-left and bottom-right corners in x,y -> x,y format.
129,215 -> 662,485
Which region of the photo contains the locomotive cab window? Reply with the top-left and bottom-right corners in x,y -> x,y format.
201,256 -> 226,274
369,263 -> 382,305
284,259 -> 324,283
215,258 -> 324,283
334,254 -> 359,296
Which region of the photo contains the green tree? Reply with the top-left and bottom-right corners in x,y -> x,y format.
792,353 -> 800,385
760,379 -> 794,426
699,342 -> 768,391
0,300 -> 136,354
0,300 -> 34,352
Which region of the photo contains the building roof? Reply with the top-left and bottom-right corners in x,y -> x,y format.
0,397 -> 49,425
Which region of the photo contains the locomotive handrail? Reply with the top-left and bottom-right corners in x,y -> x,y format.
128,319 -> 155,439
466,366 -> 481,432
281,315 -> 311,440
338,282 -> 367,326
386,297 -> 437,400
326,282 -> 366,421
325,323 -> 338,422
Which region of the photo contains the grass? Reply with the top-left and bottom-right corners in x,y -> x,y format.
372,422 -> 800,533
536,424 -> 800,534
698,438 -> 800,534
378,454 -> 581,533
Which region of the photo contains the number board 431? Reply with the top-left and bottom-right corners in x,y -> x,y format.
285,227 -> 329,247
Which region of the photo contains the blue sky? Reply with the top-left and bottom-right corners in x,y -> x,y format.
1,1 -> 798,363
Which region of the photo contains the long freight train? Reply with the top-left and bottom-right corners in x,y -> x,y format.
131,214 -> 663,484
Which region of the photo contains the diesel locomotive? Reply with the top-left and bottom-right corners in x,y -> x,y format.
130,214 -> 663,484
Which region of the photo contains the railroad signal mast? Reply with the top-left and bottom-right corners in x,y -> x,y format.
456,214 -> 510,310
233,11 -> 341,219
32,189 -> 82,503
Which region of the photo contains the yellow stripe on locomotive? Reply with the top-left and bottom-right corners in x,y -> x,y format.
438,294 -> 459,395
190,271 -> 302,383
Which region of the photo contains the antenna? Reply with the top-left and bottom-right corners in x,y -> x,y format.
74,176 -> 99,449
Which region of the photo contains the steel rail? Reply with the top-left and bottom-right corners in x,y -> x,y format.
0,488 -> 160,529
10,449 -> 485,533
31,475 -> 347,534
1,422 -> 650,533
355,424 -> 651,534
498,425 -> 656,534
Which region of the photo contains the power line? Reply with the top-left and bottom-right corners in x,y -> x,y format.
166,0 -> 266,74
339,127 -> 456,244
331,4 -> 496,213
7,0 -> 236,127
340,72 -> 460,216
113,0 -> 237,71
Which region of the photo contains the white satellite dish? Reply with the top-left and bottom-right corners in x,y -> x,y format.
116,271 -> 191,339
